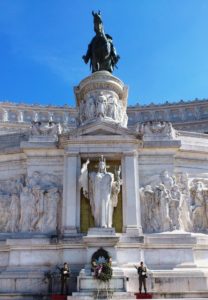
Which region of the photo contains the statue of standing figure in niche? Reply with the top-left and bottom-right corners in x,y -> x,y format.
79,156 -> 121,228
82,11 -> 120,73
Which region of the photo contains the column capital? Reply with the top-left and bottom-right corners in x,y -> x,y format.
122,150 -> 138,157
64,151 -> 79,157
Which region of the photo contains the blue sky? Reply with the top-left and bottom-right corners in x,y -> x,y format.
0,0 -> 208,107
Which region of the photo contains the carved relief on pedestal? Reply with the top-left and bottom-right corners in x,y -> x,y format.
78,90 -> 128,127
0,172 -> 62,234
75,71 -> 128,128
138,121 -> 177,141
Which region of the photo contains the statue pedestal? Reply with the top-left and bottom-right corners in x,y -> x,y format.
87,227 -> 116,236
74,71 -> 128,128
71,269 -> 130,299
83,228 -> 120,263
83,227 -> 119,247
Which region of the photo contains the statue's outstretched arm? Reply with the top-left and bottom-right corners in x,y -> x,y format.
82,43 -> 92,64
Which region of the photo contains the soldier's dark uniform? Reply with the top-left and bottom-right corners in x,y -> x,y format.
60,263 -> 70,295
136,262 -> 147,293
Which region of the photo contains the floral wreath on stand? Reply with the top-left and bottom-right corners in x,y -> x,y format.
91,248 -> 113,282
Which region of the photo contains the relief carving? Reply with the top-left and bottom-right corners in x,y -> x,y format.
0,172 -> 62,234
140,171 -> 208,233
30,120 -> 62,139
190,181 -> 208,232
140,171 -> 186,233
138,121 -> 176,141
78,90 -> 128,127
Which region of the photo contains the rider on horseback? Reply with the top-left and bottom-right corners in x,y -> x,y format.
82,11 -> 120,73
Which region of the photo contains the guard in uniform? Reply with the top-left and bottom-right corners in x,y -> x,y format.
135,261 -> 147,293
60,262 -> 70,295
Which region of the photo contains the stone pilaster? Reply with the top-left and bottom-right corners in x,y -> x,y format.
62,151 -> 79,235
122,151 -> 142,236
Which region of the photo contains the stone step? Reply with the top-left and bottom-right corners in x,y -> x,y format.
68,291 -> 136,299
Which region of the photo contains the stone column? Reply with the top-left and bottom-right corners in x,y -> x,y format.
122,151 -> 142,236
3,109 -> 8,122
62,152 -> 79,236
18,111 -> 24,122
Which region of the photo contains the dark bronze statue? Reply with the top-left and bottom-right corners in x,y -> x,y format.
82,11 -> 120,73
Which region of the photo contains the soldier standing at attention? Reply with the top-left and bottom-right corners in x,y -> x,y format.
135,261 -> 147,293
59,262 -> 71,295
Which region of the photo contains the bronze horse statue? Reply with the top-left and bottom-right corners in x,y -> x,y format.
82,11 -> 120,73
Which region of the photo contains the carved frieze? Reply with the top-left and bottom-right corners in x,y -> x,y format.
0,172 -> 62,234
78,91 -> 128,127
75,71 -> 128,128
140,171 -> 208,234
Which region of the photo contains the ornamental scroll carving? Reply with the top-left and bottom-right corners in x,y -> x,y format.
0,172 -> 62,234
140,171 -> 208,233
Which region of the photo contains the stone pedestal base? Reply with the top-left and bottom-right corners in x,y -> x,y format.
87,227 -> 116,236
83,227 -> 119,246
68,291 -> 136,299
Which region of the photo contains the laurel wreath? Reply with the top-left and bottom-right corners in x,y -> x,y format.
94,262 -> 113,282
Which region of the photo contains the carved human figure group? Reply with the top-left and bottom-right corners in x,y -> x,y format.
0,172 -> 62,233
79,92 -> 128,127
140,171 -> 208,233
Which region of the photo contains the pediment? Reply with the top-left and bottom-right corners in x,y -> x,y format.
70,119 -> 135,137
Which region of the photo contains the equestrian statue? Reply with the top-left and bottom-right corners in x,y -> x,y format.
82,11 -> 120,73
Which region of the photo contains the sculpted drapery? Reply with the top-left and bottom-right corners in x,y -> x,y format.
79,156 -> 121,228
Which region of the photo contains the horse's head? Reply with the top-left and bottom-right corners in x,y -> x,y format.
92,10 -> 103,34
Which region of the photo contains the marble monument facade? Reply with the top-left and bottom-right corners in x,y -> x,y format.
0,71 -> 207,298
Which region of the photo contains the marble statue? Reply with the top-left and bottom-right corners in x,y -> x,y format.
190,181 -> 208,232
31,187 -> 44,231
6,194 -> 21,232
43,188 -> 60,232
96,92 -> 107,118
85,95 -> 95,120
79,100 -> 86,123
20,187 -> 32,231
107,96 -> 118,120
79,156 -> 121,228
160,170 -> 175,190
140,185 -> 158,233
169,185 -> 181,229
155,184 -> 171,231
